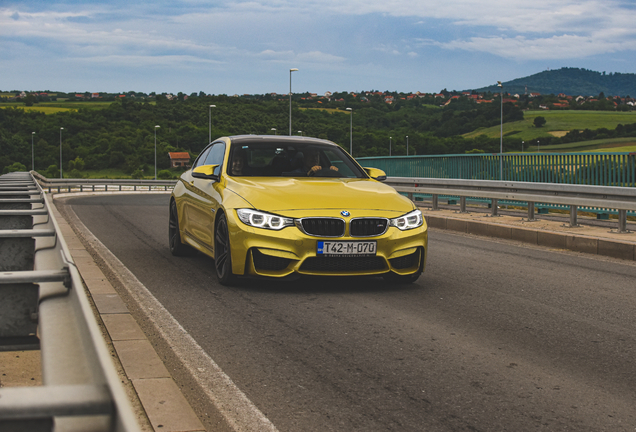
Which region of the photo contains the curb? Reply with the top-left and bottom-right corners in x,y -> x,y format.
423,211 -> 636,262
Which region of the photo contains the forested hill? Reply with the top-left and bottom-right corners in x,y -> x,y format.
473,68 -> 636,97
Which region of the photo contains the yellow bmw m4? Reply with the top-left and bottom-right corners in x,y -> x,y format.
169,135 -> 427,285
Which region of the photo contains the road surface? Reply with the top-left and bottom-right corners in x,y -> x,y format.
66,194 -> 636,431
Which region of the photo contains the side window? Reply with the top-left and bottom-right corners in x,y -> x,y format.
193,147 -> 211,169
202,142 -> 226,176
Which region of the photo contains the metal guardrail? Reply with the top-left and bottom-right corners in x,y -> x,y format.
31,171 -> 176,193
385,177 -> 636,233
0,172 -> 140,431
359,152 -> 636,187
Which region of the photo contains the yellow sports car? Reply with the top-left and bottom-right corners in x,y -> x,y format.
169,135 -> 427,285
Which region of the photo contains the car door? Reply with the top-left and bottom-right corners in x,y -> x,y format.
185,141 -> 226,250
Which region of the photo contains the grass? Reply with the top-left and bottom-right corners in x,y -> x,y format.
464,110 -> 636,141
0,100 -> 152,114
299,107 -> 349,114
519,137 -> 636,153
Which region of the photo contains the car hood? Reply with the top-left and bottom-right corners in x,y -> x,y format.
225,177 -> 414,213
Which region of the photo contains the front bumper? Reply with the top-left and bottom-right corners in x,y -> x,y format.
226,210 -> 428,278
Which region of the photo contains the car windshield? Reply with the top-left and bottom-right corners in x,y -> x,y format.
227,142 -> 366,178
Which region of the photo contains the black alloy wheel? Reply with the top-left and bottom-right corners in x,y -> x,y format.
214,213 -> 236,285
169,200 -> 195,256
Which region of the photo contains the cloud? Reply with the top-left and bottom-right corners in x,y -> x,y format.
437,34 -> 636,61
258,49 -> 345,64
74,54 -> 225,68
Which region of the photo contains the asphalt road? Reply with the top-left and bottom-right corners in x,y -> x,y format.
67,194 -> 636,432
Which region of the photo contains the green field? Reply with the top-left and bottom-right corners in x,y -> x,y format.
0,100 -> 135,114
465,110 -> 636,141
520,137 -> 636,153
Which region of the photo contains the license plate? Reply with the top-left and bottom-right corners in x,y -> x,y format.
317,241 -> 377,256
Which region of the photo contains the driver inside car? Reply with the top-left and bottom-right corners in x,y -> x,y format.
302,148 -> 338,176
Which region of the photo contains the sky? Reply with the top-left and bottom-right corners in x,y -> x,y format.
2,0 -> 636,96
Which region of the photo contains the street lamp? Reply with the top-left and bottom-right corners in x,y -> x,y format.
31,132 -> 35,171
297,131 -> 303,136
59,127 -> 64,178
209,105 -> 216,143
289,68 -> 298,136
346,107 -> 353,155
498,81 -> 503,180
537,140 -> 540,152
522,140 -> 524,153
271,128 -> 277,135
389,136 -> 392,156
154,125 -> 160,180
406,135 -> 409,156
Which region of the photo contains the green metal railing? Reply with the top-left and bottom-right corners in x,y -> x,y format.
356,152 -> 636,187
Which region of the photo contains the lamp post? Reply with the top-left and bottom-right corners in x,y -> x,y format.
154,125 -> 160,180
59,127 -> 64,178
297,131 -> 303,136
31,132 -> 35,171
406,135 -> 409,156
271,128 -> 277,135
522,140 -> 524,153
537,140 -> 540,152
289,68 -> 298,135
389,136 -> 392,156
346,107 -> 353,155
497,81 -> 503,180
208,105 -> 216,143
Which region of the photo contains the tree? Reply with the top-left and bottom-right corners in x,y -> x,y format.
3,162 -> 27,174
534,116 -> 547,128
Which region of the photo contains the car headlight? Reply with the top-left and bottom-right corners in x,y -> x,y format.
236,209 -> 295,230
390,209 -> 423,230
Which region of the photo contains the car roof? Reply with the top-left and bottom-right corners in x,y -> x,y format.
227,135 -> 339,147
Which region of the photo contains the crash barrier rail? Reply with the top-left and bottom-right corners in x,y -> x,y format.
31,171 -> 177,193
0,172 -> 139,431
358,152 -> 636,187
385,177 -> 636,233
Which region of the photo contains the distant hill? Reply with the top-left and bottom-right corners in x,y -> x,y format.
472,67 -> 636,97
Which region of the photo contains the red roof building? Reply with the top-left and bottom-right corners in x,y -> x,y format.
168,152 -> 191,168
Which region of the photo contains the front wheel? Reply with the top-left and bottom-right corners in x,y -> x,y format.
214,213 -> 237,285
169,200 -> 196,256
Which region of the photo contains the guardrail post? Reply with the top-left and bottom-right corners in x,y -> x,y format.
407,192 -> 414,201
119,185 -> 122,191
616,210 -> 631,234
458,196 -> 468,213
431,194 -> 439,211
566,205 -> 579,227
490,199 -> 499,217
526,202 -> 537,221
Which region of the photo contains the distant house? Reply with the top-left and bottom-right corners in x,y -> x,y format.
168,152 -> 191,168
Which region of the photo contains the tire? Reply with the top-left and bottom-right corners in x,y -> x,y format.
169,200 -> 196,256
214,213 -> 236,285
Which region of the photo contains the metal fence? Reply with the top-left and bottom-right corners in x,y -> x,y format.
385,177 -> 636,233
358,152 -> 636,187
0,172 -> 140,431
31,171 -> 176,193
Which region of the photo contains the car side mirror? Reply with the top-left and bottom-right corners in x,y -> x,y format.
192,164 -> 220,181
363,167 -> 387,182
